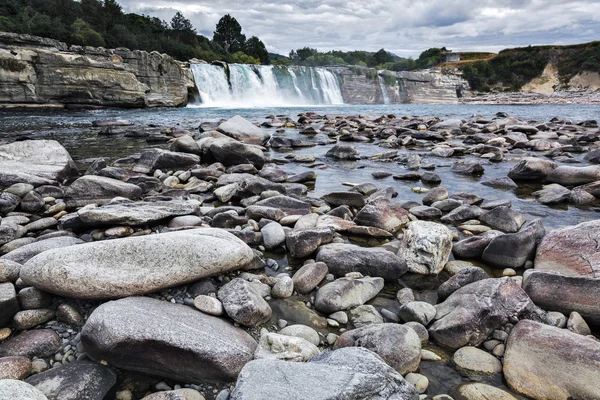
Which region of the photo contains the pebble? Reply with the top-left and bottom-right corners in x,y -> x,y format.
193,295 -> 224,316
326,333 -> 338,345
405,372 -> 429,394
329,311 -> 348,324
421,349 -> 442,361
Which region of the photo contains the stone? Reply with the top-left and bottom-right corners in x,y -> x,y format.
272,276 -> 294,298
286,228 -> 334,258
279,325 -> 320,346
503,320 -> 600,400
523,270 -> 600,326
0,140 -> 78,187
0,283 -> 19,328
56,304 -> 84,326
20,191 -> 44,213
64,176 -> 143,208
314,277 -> 384,314
398,302 -> 437,326
480,177 -> 518,190
316,243 -> 407,280
532,184 -> 571,204
82,297 -> 257,383
24,217 -> 57,232
141,389 -> 205,400
453,347 -> 502,376
254,196 -> 311,216
567,311 -> 591,335
325,144 -> 360,160
349,305 -> 384,328
409,205 -> 442,219
193,295 -> 223,316
0,260 -> 21,283
229,347 -> 418,400
452,230 -> 504,259
13,309 -> 54,330
479,206 -> 526,233
422,187 -> 449,206
270,299 -> 327,329
4,183 -> 35,198
218,115 -> 270,145
353,197 -> 410,233
0,329 -> 61,358
170,135 -> 202,156
399,221 -> 453,275
18,287 -> 52,310
441,205 -> 484,223
334,323 -> 421,375
1,237 -> 84,264
292,262 -> 328,294
455,383 -> 518,400
0,380 -> 49,400
261,222 -> 285,250
534,220 -> 600,277
0,193 -> 21,214
203,135 -> 266,169
481,219 -> 545,268
21,229 -> 254,299
76,200 -> 200,227
397,288 -> 416,305
321,192 -> 365,208
507,157 -> 557,181
132,149 -> 199,174
547,165 -> 600,186
168,215 -> 205,228
25,360 -> 116,400
451,162 -> 484,176
429,278 -> 534,349
254,332 -> 319,362
438,267 -> 489,300
0,356 -> 31,380
218,278 -> 272,327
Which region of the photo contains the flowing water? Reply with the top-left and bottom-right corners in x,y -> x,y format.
378,75 -> 392,105
190,64 -> 344,107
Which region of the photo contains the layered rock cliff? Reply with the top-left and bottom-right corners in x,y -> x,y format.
326,66 -> 469,104
0,32 -> 194,108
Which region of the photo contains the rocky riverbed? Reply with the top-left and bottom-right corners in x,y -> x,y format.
0,110 -> 600,400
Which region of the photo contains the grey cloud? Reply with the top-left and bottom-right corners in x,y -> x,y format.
120,0 -> 600,57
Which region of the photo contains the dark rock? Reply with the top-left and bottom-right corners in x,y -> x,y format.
532,184 -> 571,204
254,196 -> 311,215
479,206 -> 526,233
481,219 -> 545,268
441,205 -> 484,223
286,228 -> 334,258
218,278 -> 272,327
20,191 -> 44,213
321,192 -> 364,208
0,329 -> 61,358
547,165 -> 600,186
507,157 -> 557,181
451,162 -> 484,176
353,197 -> 409,233
437,266 -> 489,300
292,262 -> 328,294
64,175 -> 142,208
452,230 -> 504,259
132,149 -> 199,174
325,144 -> 360,160
0,282 -> 19,327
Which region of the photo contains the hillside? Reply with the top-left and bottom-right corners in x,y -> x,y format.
458,42 -> 600,91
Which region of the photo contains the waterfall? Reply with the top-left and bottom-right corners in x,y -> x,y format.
378,75 -> 391,105
190,63 -> 344,107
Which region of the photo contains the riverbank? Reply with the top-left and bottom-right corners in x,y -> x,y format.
461,90 -> 600,104
0,110 -> 599,399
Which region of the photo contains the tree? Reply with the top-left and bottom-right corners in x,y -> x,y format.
213,14 -> 246,53
171,11 -> 197,45
296,47 -> 317,61
373,48 -> 393,67
245,36 -> 269,64
71,17 -> 105,47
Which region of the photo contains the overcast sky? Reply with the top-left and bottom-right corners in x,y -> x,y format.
119,0 -> 600,57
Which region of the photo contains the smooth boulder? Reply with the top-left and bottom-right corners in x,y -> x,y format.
81,297 -> 257,383
64,175 -> 142,208
314,277 -> 384,314
218,115 -> 270,145
21,228 -> 254,299
399,221 -> 453,275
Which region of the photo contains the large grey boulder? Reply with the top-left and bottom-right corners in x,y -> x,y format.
479,206 -> 526,233
534,220 -> 600,277
316,243 -> 407,280
25,361 -> 116,400
132,149 -> 200,174
253,196 -> 311,216
399,221 -> 453,275
452,230 -> 504,259
286,228 -> 334,258
0,329 -> 61,358
254,332 -> 319,362
218,115 -> 270,145
229,347 -> 419,400
481,219 -> 545,268
546,165 -> 600,186
0,380 -> 48,400
325,144 -> 360,160
21,229 -> 254,299
64,175 -> 143,208
314,277 -> 384,314
199,133 -> 266,169
507,157 -> 557,181
81,297 -> 257,383
1,237 -> 84,264
0,140 -> 78,188
334,324 -> 421,374
218,278 -> 272,327
437,266 -> 489,300
523,270 -> 600,326
504,320 -> 600,400
76,200 -> 200,227
429,278 -> 534,349
353,197 -> 410,233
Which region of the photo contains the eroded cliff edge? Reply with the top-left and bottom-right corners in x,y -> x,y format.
0,32 -> 195,108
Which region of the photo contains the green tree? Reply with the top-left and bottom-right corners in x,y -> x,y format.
71,17 -> 105,47
245,36 -> 269,64
213,14 -> 246,53
171,11 -> 197,45
230,51 -> 259,64
373,48 -> 393,66
296,47 -> 318,61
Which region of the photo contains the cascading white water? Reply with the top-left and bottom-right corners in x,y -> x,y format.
378,75 -> 392,105
190,63 -> 344,107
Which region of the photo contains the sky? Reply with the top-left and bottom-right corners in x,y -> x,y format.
118,0 -> 600,57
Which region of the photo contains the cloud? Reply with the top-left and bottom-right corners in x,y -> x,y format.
118,0 -> 600,57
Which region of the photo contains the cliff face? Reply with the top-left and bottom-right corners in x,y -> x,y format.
326,66 -> 469,104
0,32 -> 193,108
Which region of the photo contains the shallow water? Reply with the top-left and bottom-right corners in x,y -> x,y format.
1,103 -> 598,398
